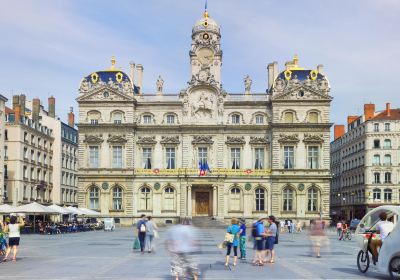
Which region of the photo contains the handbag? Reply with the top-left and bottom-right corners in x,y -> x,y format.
133,237 -> 140,250
224,226 -> 234,243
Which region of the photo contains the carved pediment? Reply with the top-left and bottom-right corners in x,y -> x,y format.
160,136 -> 180,145
249,136 -> 269,145
83,135 -> 103,144
137,136 -> 157,145
303,133 -> 324,143
225,136 -> 246,145
277,134 -> 300,144
77,86 -> 134,102
192,135 -> 214,145
273,86 -> 332,101
107,135 -> 128,143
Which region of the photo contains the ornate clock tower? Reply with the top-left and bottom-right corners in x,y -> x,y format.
189,9 -> 222,85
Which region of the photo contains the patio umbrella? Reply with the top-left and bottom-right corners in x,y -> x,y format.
0,204 -> 17,214
66,206 -> 86,216
14,202 -> 59,233
48,204 -> 73,215
78,208 -> 101,217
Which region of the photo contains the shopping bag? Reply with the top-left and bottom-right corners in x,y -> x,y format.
224,233 -> 234,243
133,237 -> 140,250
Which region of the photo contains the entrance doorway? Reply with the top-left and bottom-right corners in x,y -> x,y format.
195,191 -> 210,216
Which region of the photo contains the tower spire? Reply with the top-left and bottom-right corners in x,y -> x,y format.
204,0 -> 209,18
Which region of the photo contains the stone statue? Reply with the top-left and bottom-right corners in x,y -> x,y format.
217,96 -> 224,116
80,78 -> 89,93
183,95 -> 189,116
108,77 -> 114,87
122,78 -> 131,94
156,75 -> 164,93
304,75 -> 312,87
244,75 -> 252,93
318,77 -> 329,91
275,78 -> 285,91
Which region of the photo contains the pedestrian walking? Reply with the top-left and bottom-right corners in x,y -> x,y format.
287,220 -> 292,233
3,216 -> 24,262
339,222 -> 348,241
264,216 -> 278,264
309,219 -> 328,258
296,221 -> 302,233
290,221 -> 295,234
336,221 -> 342,237
252,218 -> 265,266
136,214 -> 147,253
145,216 -> 158,253
280,220 -> 285,233
225,217 -> 240,267
238,218 -> 246,260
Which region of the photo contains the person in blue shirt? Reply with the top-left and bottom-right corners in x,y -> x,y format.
225,217 -> 240,267
252,218 -> 266,266
238,218 -> 247,260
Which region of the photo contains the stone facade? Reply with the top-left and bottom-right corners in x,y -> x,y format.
331,103 -> 400,221
77,11 -> 332,225
0,94 -> 8,203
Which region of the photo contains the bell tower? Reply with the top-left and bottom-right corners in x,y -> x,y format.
189,7 -> 222,85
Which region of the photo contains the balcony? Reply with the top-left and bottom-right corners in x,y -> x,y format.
134,168 -> 272,177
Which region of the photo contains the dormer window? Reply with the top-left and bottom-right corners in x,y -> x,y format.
88,111 -> 101,125
284,112 -> 294,123
112,111 -> 123,124
166,114 -> 175,124
143,115 -> 152,124
255,114 -> 264,124
231,114 -> 240,124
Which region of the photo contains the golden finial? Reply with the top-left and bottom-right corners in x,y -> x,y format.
286,54 -> 304,70
293,54 -> 299,67
110,56 -> 116,70
204,10 -> 209,19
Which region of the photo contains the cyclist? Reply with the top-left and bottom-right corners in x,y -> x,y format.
369,212 -> 394,264
339,222 -> 348,241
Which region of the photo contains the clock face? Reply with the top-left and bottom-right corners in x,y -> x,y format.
197,48 -> 214,65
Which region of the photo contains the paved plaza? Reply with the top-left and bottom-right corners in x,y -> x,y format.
0,226 -> 388,280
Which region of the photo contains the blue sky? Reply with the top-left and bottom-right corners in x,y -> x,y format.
0,0 -> 399,126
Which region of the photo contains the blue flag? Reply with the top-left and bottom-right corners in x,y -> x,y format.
205,161 -> 212,173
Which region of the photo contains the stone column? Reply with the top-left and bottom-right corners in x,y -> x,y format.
213,185 -> 217,218
187,185 -> 192,218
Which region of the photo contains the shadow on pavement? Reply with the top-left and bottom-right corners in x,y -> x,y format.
330,267 -> 386,279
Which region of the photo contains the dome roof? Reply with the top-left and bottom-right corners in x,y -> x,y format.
276,69 -> 325,82
192,11 -> 220,34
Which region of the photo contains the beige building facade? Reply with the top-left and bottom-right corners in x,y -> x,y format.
77,11 -> 332,225
0,94 -> 8,203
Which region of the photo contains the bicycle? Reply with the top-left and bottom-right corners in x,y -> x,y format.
343,230 -> 352,241
357,230 -> 375,273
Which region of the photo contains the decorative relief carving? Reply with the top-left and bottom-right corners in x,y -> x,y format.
303,133 -> 324,143
136,136 -> 157,145
188,66 -> 218,86
249,136 -> 269,145
277,134 -> 300,143
191,91 -> 214,119
225,136 -> 246,145
192,135 -> 214,145
79,75 -> 134,96
160,135 -> 180,145
107,135 -> 128,143
83,135 -> 103,144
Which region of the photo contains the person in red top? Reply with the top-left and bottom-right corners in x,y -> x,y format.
339,222 -> 348,241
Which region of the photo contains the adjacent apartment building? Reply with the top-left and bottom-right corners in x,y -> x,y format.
0,94 -> 8,203
330,103 -> 400,221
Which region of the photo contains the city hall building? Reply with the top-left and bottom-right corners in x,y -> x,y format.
77,10 -> 332,225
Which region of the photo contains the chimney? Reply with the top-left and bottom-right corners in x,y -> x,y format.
136,64 -> 143,94
68,107 -> 75,127
386,103 -> 391,117
334,125 -> 345,140
129,61 -> 135,87
364,103 -> 375,121
19,94 -> 26,117
347,115 -> 359,125
14,104 -> 21,123
12,95 -> 19,110
48,96 -> 55,118
32,98 -> 41,122
317,64 -> 324,74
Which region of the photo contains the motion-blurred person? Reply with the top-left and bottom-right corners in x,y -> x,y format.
336,221 -> 342,236
339,221 -> 348,241
238,218 -> 247,260
252,218 -> 265,266
309,219 -> 328,258
264,216 -> 278,264
145,216 -> 158,253
136,214 -> 147,253
166,218 -> 200,280
3,216 -> 24,262
280,220 -> 285,233
225,217 -> 240,267
296,221 -> 302,233
369,212 -> 394,264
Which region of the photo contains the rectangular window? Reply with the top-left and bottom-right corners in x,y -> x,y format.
307,146 -> 319,169
373,139 -> 380,148
166,115 -> 175,124
255,115 -> 264,124
23,166 -> 27,179
231,115 -> 240,124
143,148 -> 152,169
89,146 -> 99,168
385,123 -> 390,131
198,147 -> 208,167
4,146 -> 8,159
143,115 -> 152,124
23,147 -> 28,159
231,148 -> 240,169
254,148 -> 264,169
166,147 -> 176,169
374,123 -> 379,132
283,146 -> 294,169
90,119 -> 98,125
112,146 -> 123,168
374,173 -> 381,184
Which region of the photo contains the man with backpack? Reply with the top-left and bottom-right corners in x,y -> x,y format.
252,218 -> 266,266
136,214 -> 147,253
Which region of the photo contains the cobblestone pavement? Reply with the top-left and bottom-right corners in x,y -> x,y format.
0,227 -> 389,279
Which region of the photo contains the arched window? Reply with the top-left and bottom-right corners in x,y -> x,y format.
282,187 -> 294,211
140,187 -> 151,210
373,155 -> 380,165
384,189 -> 392,202
231,114 -> 241,124
112,187 -> 123,210
308,112 -> 319,123
88,111 -> 101,124
255,188 -> 265,211
384,154 -> 391,166
89,186 -> 100,210
373,188 -> 381,200
111,111 -> 123,124
164,187 -> 175,211
284,112 -> 294,123
166,114 -> 175,124
307,188 -> 318,212
230,187 -> 241,211
384,172 -> 391,184
384,139 -> 391,149
255,114 -> 264,124
374,172 -> 381,184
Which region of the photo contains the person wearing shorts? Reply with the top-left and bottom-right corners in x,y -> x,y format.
3,216 -> 24,262
253,218 -> 265,266
264,216 -> 277,263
